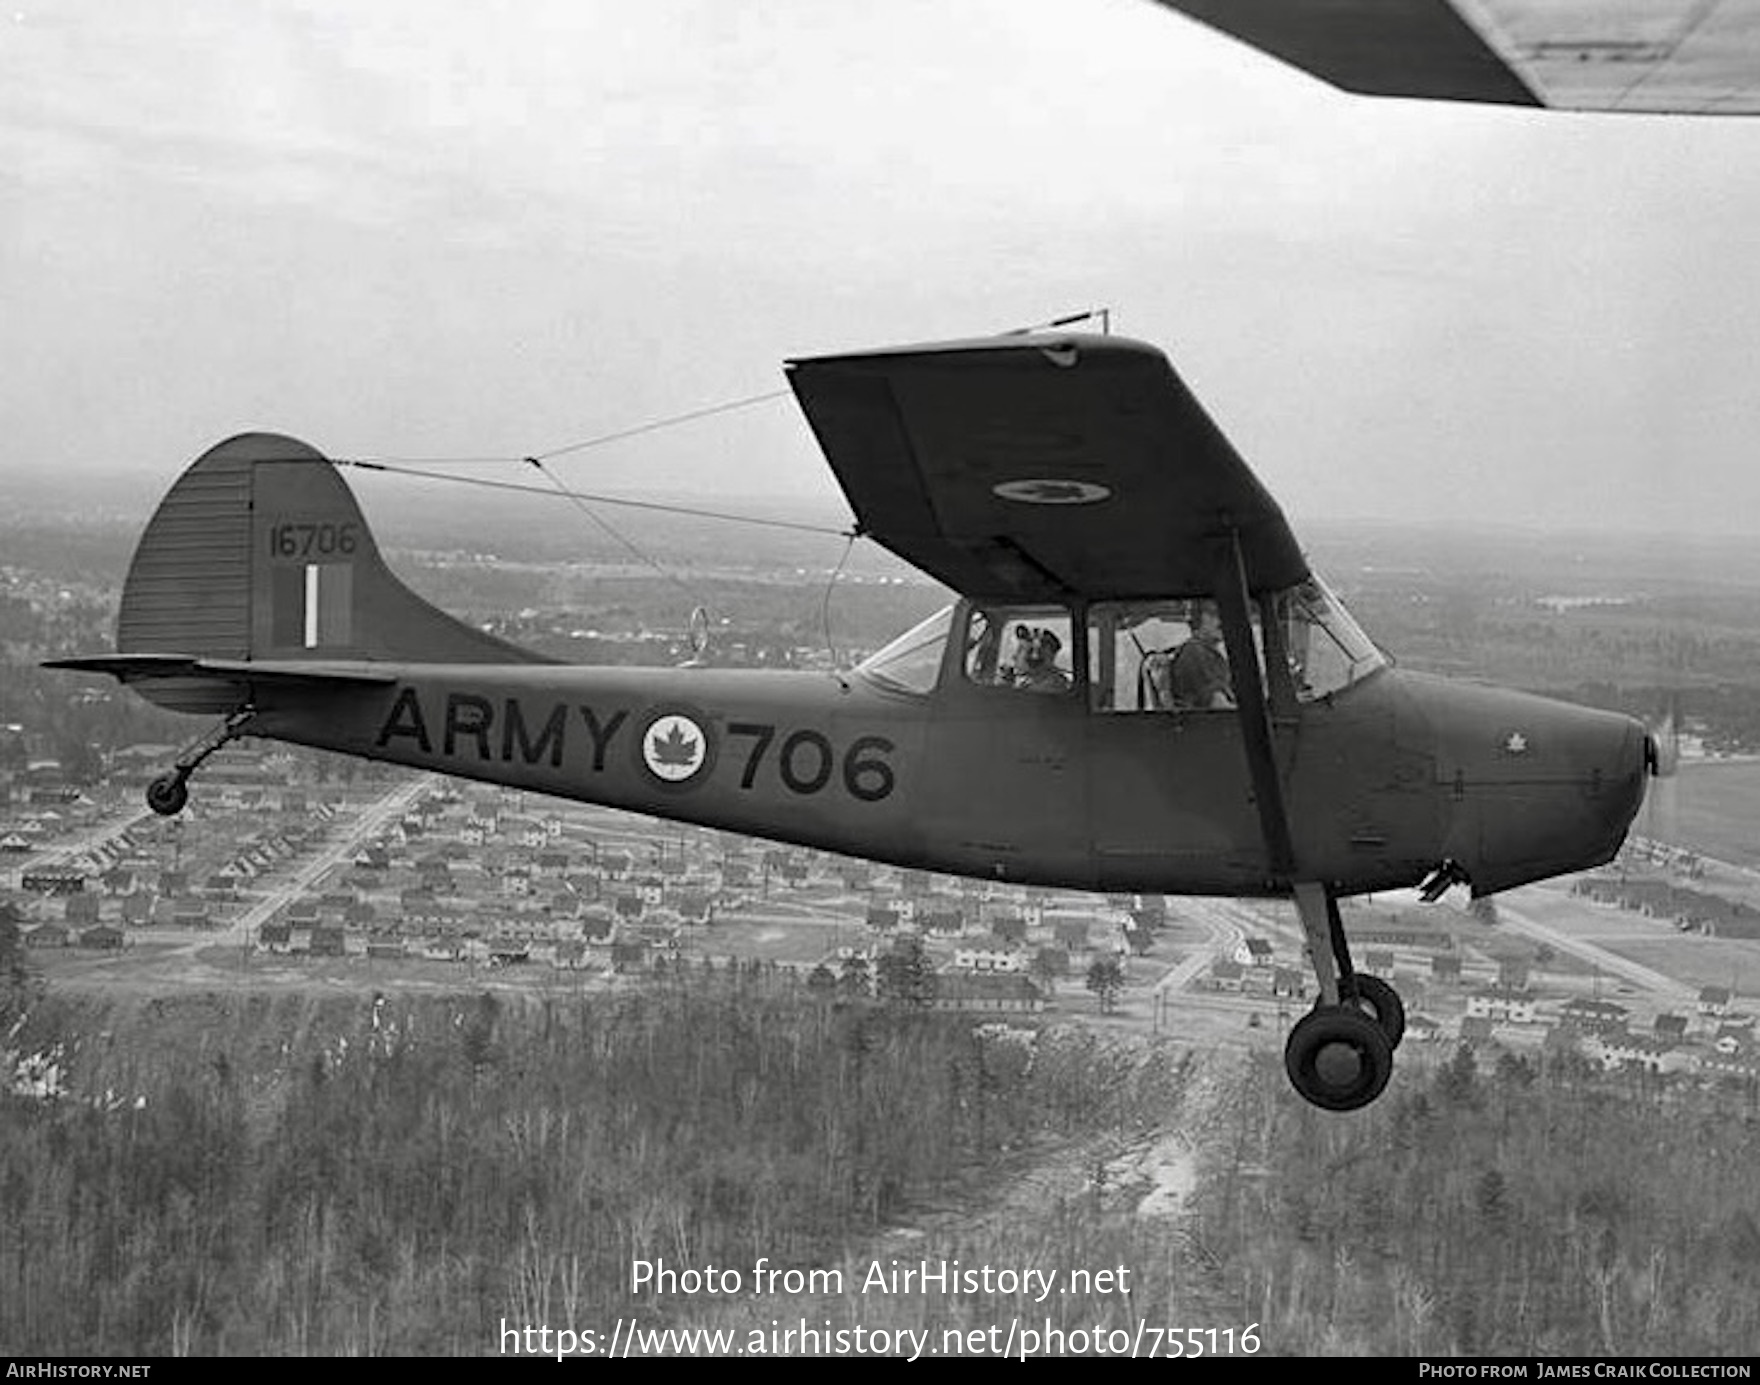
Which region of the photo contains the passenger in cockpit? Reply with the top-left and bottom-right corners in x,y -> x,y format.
1002,624 -> 1037,685
1016,628 -> 1070,694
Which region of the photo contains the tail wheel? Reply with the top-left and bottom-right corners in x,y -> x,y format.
1285,1007 -> 1394,1112
146,773 -> 189,817
1346,973 -> 1406,1049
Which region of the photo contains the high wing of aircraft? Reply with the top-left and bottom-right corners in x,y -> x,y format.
45,332 -> 1657,1112
1151,0 -> 1760,113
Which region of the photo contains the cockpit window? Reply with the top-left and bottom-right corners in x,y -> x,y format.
854,604 -> 954,696
1274,576 -> 1386,700
964,605 -> 1074,695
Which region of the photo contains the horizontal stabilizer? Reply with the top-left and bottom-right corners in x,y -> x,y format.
43,653 -> 398,687
43,654 -> 204,678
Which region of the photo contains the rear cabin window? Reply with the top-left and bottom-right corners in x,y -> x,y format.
854,605 -> 954,696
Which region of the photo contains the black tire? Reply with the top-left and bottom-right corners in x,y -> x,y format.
146,773 -> 189,817
1347,973 -> 1406,1049
1285,1007 -> 1394,1112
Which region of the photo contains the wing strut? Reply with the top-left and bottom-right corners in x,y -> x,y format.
1215,529 -> 1363,1011
1215,531 -> 1411,1108
1213,529 -> 1296,884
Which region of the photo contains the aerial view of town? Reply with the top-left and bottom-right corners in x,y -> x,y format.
5,482 -> 1760,1357
8,497 -> 1759,1064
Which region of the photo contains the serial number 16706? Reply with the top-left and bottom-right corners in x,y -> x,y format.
267,521 -> 359,559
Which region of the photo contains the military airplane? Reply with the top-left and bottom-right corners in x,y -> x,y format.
46,331 -> 1657,1112
49,0 -> 1756,1111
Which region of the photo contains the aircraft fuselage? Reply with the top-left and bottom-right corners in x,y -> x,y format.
248,659 -> 1646,899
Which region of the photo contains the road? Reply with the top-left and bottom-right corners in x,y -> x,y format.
1154,897 -> 1248,998
218,774 -> 437,947
1141,872 -> 1722,1044
111,774 -> 438,958
1467,884 -> 1702,1008
6,803 -> 153,885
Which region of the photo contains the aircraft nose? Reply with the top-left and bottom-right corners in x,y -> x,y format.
1525,706 -> 1648,852
1518,706 -> 1649,877
1423,679 -> 1652,894
1545,705 -> 1648,831
1499,703 -> 1647,886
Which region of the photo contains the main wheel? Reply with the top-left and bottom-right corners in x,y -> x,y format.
146,773 -> 189,817
1285,1007 -> 1394,1112
1346,973 -> 1406,1049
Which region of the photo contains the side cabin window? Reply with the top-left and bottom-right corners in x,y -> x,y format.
853,579 -> 1384,706
1087,600 -> 1237,713
1087,579 -> 1386,713
963,604 -> 1075,696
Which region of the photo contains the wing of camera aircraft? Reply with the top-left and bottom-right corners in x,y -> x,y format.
1151,0 -> 1760,113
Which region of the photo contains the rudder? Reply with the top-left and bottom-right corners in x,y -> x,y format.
118,433 -> 546,668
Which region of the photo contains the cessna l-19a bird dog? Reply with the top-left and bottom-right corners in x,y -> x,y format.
47,333 -> 1659,1112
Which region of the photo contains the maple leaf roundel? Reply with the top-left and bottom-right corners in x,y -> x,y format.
991,478 -> 1111,505
639,711 -> 712,785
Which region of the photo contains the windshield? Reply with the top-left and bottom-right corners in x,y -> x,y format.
854,604 -> 954,695
1274,574 -> 1386,699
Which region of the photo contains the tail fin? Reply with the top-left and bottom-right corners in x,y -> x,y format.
116,433 -> 546,670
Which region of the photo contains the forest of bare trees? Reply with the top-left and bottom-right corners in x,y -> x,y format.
5,983 -> 1757,1355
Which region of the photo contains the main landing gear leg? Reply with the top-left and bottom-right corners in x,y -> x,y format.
1285,881 -> 1403,1111
146,707 -> 258,817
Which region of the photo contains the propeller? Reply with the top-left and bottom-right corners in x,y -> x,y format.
1640,694 -> 1681,850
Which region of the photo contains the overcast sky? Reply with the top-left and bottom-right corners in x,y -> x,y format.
6,0 -> 1760,541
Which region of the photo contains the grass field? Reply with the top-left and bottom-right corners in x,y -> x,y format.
1659,759 -> 1760,867
1589,935 -> 1760,996
702,916 -> 852,964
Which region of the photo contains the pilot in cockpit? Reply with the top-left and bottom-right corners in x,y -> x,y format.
1169,599 -> 1235,709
